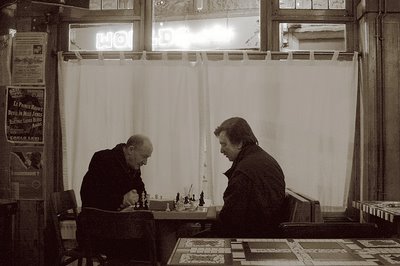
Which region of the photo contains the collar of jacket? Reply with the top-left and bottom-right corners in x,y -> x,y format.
223,143 -> 259,179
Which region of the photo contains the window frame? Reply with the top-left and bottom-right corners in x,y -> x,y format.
59,0 -> 147,52
59,0 -> 356,53
263,0 -> 356,51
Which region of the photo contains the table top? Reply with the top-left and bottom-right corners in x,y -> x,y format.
168,238 -> 400,265
353,201 -> 400,223
121,206 -> 218,220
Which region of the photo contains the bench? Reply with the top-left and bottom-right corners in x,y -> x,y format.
280,189 -> 379,238
282,188 -> 323,223
291,189 -> 323,222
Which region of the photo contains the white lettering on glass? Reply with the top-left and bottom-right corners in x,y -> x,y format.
96,31 -> 133,50
154,25 -> 234,49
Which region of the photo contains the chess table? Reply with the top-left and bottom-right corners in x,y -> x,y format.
168,238 -> 400,265
353,201 -> 400,236
61,206 -> 219,264
116,206 -> 220,264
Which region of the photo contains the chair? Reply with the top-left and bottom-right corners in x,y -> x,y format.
279,222 -> 379,238
79,207 -> 158,266
50,190 -> 87,266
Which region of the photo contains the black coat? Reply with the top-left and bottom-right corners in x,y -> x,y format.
80,143 -> 145,211
78,144 -> 149,260
217,144 -> 286,237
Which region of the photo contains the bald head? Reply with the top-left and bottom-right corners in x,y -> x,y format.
127,134 -> 152,148
124,134 -> 153,170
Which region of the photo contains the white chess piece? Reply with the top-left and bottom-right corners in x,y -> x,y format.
165,202 -> 171,212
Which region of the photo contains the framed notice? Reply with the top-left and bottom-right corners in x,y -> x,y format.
5,86 -> 45,144
9,147 -> 44,200
11,32 -> 47,85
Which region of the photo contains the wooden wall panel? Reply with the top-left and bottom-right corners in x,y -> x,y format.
383,16 -> 400,200
357,1 -> 400,202
15,200 -> 45,266
1,2 -> 60,265
358,13 -> 381,201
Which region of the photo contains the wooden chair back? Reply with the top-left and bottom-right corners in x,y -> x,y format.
50,190 -> 85,266
80,207 -> 157,265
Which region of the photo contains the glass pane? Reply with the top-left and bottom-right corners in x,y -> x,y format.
281,0 -> 345,9
102,0 -> 118,10
89,0 -> 101,10
329,0 -> 345,9
69,23 -> 134,51
118,0 -> 134,9
280,0 -> 295,9
152,0 -> 260,51
313,0 -> 328,9
279,23 -> 346,51
296,0 -> 311,9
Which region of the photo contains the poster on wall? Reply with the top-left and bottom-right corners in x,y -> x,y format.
11,32 -> 47,85
5,86 -> 45,144
0,34 -> 12,86
9,147 -> 44,200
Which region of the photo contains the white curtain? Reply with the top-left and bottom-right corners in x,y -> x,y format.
205,53 -> 358,211
59,55 -> 202,204
59,52 -> 358,211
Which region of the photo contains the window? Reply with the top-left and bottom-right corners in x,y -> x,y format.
61,0 -> 355,52
152,0 -> 260,51
268,0 -> 354,51
280,23 -> 346,51
69,23 -> 134,51
60,0 -> 140,52
89,0 -> 134,10
279,0 -> 345,10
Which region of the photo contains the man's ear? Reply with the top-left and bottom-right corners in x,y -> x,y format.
237,141 -> 243,150
129,145 -> 135,153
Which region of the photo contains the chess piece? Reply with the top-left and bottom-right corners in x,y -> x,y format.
176,198 -> 185,211
176,192 -> 180,203
199,191 -> 205,207
165,203 -> 171,212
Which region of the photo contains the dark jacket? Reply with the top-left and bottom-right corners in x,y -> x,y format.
80,143 -> 145,211
217,144 -> 286,237
78,144 -> 147,260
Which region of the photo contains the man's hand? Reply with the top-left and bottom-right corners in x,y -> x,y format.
121,189 -> 139,208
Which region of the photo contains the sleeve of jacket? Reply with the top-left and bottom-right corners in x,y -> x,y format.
218,170 -> 251,229
80,152 -> 123,210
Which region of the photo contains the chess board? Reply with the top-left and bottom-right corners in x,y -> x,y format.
353,201 -> 400,223
167,238 -> 400,265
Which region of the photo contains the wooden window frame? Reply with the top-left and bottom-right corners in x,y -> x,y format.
58,0 -> 356,53
261,0 -> 356,51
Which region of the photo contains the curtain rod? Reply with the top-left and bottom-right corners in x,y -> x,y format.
60,51 -> 359,61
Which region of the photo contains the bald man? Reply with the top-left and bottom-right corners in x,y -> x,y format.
80,134 -> 153,210
78,135 -> 153,261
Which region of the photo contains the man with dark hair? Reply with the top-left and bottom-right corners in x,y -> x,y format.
213,117 -> 286,237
